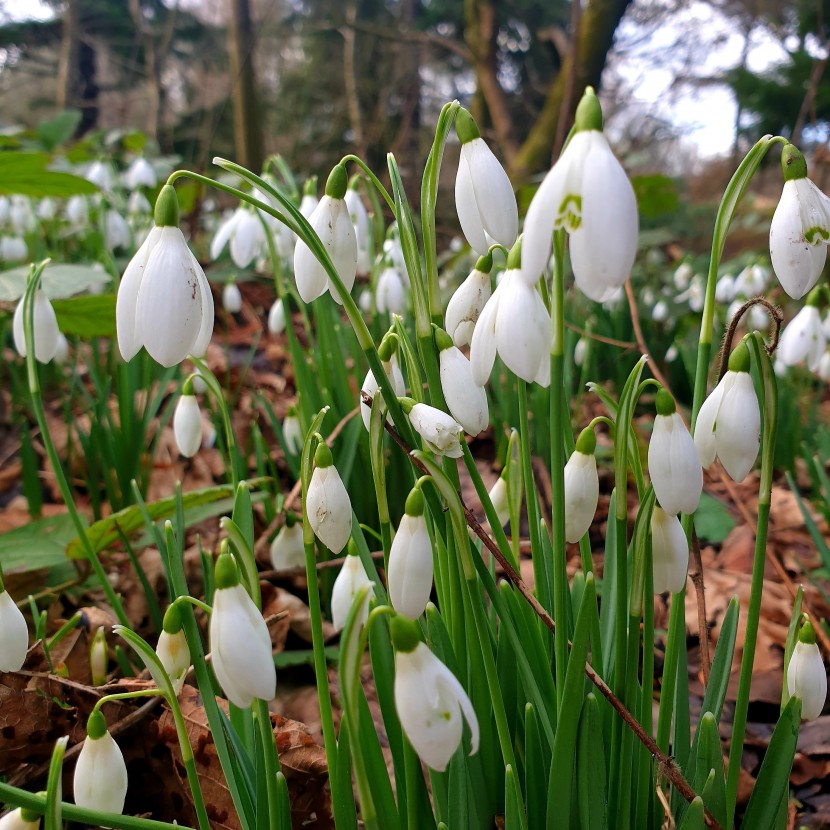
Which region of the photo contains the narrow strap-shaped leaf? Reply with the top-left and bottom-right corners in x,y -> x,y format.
677,796 -> 705,830
504,766 -> 524,830
524,704 -> 549,830
577,693 -> 607,830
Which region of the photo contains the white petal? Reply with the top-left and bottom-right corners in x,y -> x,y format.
330,555 -> 372,631
495,276 -> 550,384
13,290 -> 59,363
693,380 -> 726,469
326,198 -> 358,304
787,640 -> 827,720
651,507 -> 689,594
469,283 -> 500,386
387,514 -> 434,619
445,268 -> 491,348
455,149 -> 489,254
210,211 -> 240,260
306,466 -> 353,553
563,451 -> 599,543
174,396 -> 203,458
440,347 -> 489,436
229,212 -> 263,268
648,413 -> 702,516
465,138 -> 518,248
73,731 -> 128,813
715,372 -> 760,482
0,591 -> 28,672
270,523 -> 306,570
116,227 -> 163,360
190,253 -> 215,359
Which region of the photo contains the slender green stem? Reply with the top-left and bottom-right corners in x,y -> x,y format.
340,154 -> 395,212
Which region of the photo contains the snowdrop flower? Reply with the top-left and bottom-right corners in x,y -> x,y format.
733,264 -> 768,297
436,328 -> 488,436
116,185 -> 214,366
306,443 -> 353,553
694,343 -> 760,482
383,234 -> 406,273
209,552 -> 276,708
749,304 -> 769,331
268,298 -> 286,334
391,615 -> 479,772
73,710 -> 128,813
564,428 -> 600,543
10,198 -> 35,234
454,108 -> 518,254
522,87 -> 638,301
376,265 -> 406,314
665,344 -> 679,363
66,195 -> 88,227
345,185 -> 371,275
0,807 -> 40,830
653,300 -> 669,322
37,198 -> 57,221
444,253 -> 493,347
210,207 -> 264,268
470,242 -> 551,386
294,165 -> 357,304
650,506 -> 689,594
127,190 -> 151,216
403,399 -> 465,458
85,160 -> 114,192
715,274 -> 736,303
282,405 -> 303,455
778,292 -> 826,371
488,473 -> 510,529
299,179 -> 319,218
270,514 -> 305,571
388,489 -> 433,619
787,618 -> 827,721
0,235 -> 27,261
222,281 -> 242,314
574,336 -> 589,367
673,262 -> 692,290
0,588 -> 28,671
770,144 -> 830,299
154,604 -> 190,694
104,209 -> 131,250
124,157 -> 158,190
13,289 -> 60,363
331,544 -> 373,631
648,389 -> 702,516
173,381 -> 202,458
360,333 -> 406,430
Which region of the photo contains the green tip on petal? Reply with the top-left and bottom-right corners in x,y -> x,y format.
574,87 -> 603,133
476,251 -> 494,273
86,709 -> 108,741
314,442 -> 334,468
389,613 -> 421,653
325,164 -> 348,199
153,184 -> 180,227
455,108 -> 481,144
728,341 -> 751,373
162,602 -> 184,634
506,235 -> 523,270
398,396 -> 417,414
798,618 -> 817,644
302,177 -> 317,197
781,143 -> 808,182
405,487 -> 425,516
346,538 -> 360,558
182,376 -> 195,396
655,388 -> 676,416
286,402 -> 298,417
433,326 -> 454,353
284,510 -> 298,528
378,332 -> 400,362
214,552 -> 241,590
575,426 -> 597,455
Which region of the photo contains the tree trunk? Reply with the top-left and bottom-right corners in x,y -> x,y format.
56,0 -> 80,111
227,0 -> 264,172
510,0 -> 633,181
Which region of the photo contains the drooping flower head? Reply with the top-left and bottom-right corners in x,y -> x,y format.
650,506 -> 689,594
306,443 -> 353,553
388,488 -> 434,620
270,512 -> 305,571
436,327 -> 489,436
116,185 -> 214,366
770,144 -> 830,299
210,207 -> 265,269
360,332 -> 406,431
521,87 -> 639,302
400,398 -> 465,458
454,108 -> 519,255
0,586 -> 28,672
13,288 -> 60,364
777,286 -> 827,371
564,427 -> 600,543
173,378 -> 203,459
445,252 -> 493,347
73,710 -> 129,814
787,617 -> 827,721
331,542 -> 374,631
154,603 -> 190,695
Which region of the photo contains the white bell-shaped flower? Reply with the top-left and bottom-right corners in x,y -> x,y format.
127,190 -> 151,216
210,207 -> 265,268
388,489 -> 433,619
268,298 -> 286,335
650,506 -> 689,594
445,254 -> 493,347
345,187 -> 371,275
391,616 -> 479,772
10,198 -> 35,234
0,235 -> 27,262
85,160 -> 114,192
770,144 -> 830,299
470,259 -> 551,387
778,298 -> 826,371
270,517 -> 305,571
715,274 -> 736,303
360,335 -> 406,431
104,209 -> 131,251
673,263 -> 692,290
116,185 -> 214,367
73,711 -> 128,813
437,330 -> 488,436
648,390 -> 702,516
294,165 -> 357,304
488,474 -> 510,529
787,619 -> 827,721
0,589 -> 28,671
693,343 -> 760,482
282,406 -> 303,455
124,157 -> 158,190
209,552 -> 276,708
13,289 -> 60,364
0,807 -> 40,830
37,198 -> 57,221
330,547 -> 373,631
66,195 -> 89,227
574,336 -> 589,367
564,428 -> 599,543
376,266 -> 406,315
404,400 -> 465,458
173,385 -> 202,458
153,603 -> 190,694
521,88 -> 638,301
454,108 -> 518,254
222,281 -> 242,314
306,443 -> 353,553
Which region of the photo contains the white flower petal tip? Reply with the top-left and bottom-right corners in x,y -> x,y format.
787,637 -> 827,721
331,554 -> 373,631
209,557 -> 276,708
306,455 -> 353,553
222,282 -> 242,314
650,507 -> 689,594
13,289 -> 60,364
393,639 -> 479,772
778,305 -> 827,371
269,521 -> 305,571
0,590 -> 29,672
408,403 -> 465,458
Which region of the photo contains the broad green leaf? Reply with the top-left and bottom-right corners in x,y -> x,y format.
0,152 -> 97,197
694,493 -> 736,543
52,294 -> 116,337
66,479 -> 270,559
36,110 -> 83,151
0,262 -> 111,302
0,513 -> 78,573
